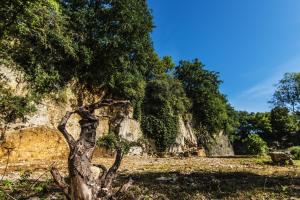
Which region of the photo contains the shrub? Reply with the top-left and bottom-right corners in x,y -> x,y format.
141,114 -> 178,152
288,146 -> 300,160
97,133 -> 132,154
242,134 -> 268,155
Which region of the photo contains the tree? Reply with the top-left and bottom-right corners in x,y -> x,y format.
174,59 -> 234,135
241,134 -> 268,155
270,107 -> 298,147
51,99 -> 135,199
1,0 -> 156,199
232,111 -> 273,153
270,72 -> 300,112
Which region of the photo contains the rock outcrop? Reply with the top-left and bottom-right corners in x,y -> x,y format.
0,65 -> 144,160
206,130 -> 234,156
168,116 -> 198,153
0,126 -> 68,162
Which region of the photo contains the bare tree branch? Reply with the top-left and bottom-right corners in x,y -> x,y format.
102,148 -> 123,189
57,111 -> 75,149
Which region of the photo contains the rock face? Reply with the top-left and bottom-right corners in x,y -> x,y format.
1,65 -> 232,159
206,130 -> 234,156
0,126 -> 68,162
168,117 -> 198,153
0,65 -> 143,160
119,118 -> 143,142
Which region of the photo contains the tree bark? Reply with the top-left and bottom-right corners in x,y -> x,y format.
51,99 -> 133,200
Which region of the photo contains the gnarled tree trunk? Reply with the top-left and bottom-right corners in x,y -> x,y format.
50,99 -> 133,200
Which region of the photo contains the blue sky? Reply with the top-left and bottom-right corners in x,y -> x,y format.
147,0 -> 300,112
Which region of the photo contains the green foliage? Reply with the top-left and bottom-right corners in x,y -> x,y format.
0,73 -> 36,125
97,133 -> 118,151
241,134 -> 268,155
0,189 -> 5,199
288,146 -> 300,160
270,107 -> 298,145
97,133 -> 132,154
175,59 -> 235,135
1,0 -> 155,101
0,0 -> 75,95
270,72 -> 300,112
142,114 -> 179,152
141,76 -> 190,151
233,112 -> 272,142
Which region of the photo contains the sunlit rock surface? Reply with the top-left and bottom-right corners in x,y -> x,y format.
168,116 -> 198,153
206,130 -> 234,156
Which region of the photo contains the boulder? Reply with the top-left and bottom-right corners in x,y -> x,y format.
205,130 -> 234,156
269,151 -> 293,165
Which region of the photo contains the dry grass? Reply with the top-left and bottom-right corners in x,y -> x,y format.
0,156 -> 299,199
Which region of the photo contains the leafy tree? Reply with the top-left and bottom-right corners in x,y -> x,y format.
270,107 -> 298,147
174,59 -> 234,135
232,111 -> 272,153
0,0 -> 75,95
0,0 -> 40,38
241,134 -> 268,155
270,72 -> 300,112
1,0 -> 156,102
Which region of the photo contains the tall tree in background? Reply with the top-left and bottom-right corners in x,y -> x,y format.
270,107 -> 298,147
174,59 -> 233,135
270,72 -> 300,113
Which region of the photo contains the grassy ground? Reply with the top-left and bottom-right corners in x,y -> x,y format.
0,156 -> 299,199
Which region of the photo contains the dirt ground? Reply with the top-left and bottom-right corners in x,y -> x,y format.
0,156 -> 299,199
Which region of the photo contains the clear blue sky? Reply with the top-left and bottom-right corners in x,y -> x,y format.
147,0 -> 300,112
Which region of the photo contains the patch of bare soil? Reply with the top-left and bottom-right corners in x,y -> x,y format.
0,156 -> 299,199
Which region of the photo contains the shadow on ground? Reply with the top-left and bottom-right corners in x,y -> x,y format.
117,170 -> 300,199
1,170 -> 299,199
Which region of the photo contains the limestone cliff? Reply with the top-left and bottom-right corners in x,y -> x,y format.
168,116 -> 197,153
0,65 -> 220,161
0,65 -> 144,161
205,130 -> 234,156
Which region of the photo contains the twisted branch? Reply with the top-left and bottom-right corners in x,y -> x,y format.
57,111 -> 75,149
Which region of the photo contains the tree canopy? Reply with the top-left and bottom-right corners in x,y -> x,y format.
270,72 -> 300,113
175,59 -> 234,134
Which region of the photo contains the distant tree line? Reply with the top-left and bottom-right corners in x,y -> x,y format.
232,72 -> 300,155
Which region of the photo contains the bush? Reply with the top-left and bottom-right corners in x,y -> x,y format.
288,146 -> 300,160
141,114 -> 178,152
242,134 -> 268,155
97,133 -> 133,154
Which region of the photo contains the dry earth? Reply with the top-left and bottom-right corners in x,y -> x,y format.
0,156 -> 299,199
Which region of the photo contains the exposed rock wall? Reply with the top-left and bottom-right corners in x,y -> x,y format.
0,126 -> 68,162
1,65 -> 233,158
206,130 -> 234,156
168,116 -> 198,153
0,65 -> 143,160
